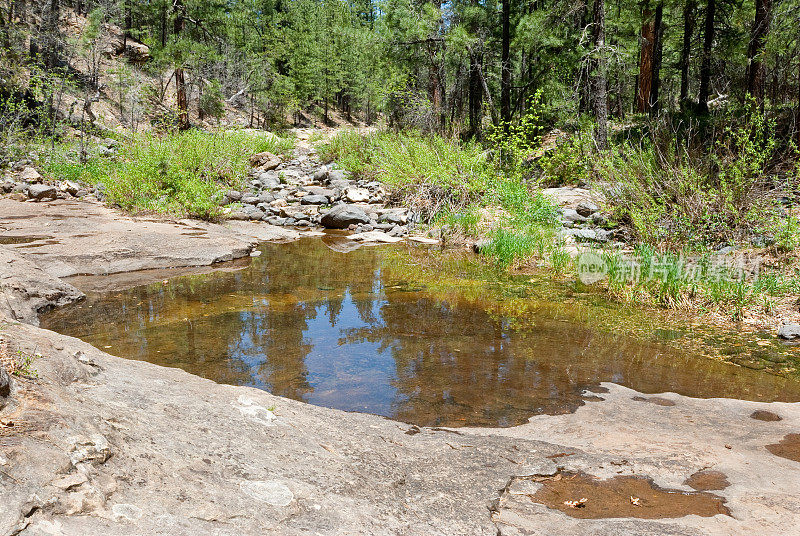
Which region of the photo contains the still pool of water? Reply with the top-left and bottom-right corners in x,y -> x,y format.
41,236 -> 800,427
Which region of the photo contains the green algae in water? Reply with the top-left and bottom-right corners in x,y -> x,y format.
41,238 -> 800,427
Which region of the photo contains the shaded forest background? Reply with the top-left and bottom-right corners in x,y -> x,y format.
2,0 -> 799,141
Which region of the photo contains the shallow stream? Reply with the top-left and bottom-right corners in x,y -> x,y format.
42,236 -> 800,427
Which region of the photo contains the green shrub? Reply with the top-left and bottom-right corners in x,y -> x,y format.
598,107 -> 782,247
44,129 -> 293,219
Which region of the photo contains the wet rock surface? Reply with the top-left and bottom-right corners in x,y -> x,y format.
525,471 -> 730,519
684,470 -> 731,491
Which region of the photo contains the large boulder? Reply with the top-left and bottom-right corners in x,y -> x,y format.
102,23 -> 151,63
320,205 -> 370,229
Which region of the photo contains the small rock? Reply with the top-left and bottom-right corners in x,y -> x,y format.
320,205 -> 370,229
226,190 -> 243,201
562,208 -> 587,223
380,212 -> 407,225
387,225 -> 408,237
112,503 -> 143,522
347,231 -> 403,243
60,181 -> 81,196
250,250 -> 262,257
345,187 -> 370,203
301,195 -> 329,205
313,167 -> 329,182
51,472 -> 89,491
778,323 -> 800,340
328,170 -> 346,183
576,201 -> 600,217
27,184 -> 57,200
19,167 -> 42,182
250,152 -> 281,170
0,366 -> 11,401
407,236 -> 439,244
241,196 -> 260,205
69,434 -> 112,467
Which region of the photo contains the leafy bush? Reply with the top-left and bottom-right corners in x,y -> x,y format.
599,106 -> 783,247
44,129 -> 293,219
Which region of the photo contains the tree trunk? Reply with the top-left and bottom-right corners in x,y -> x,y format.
173,0 -> 189,130
468,48 -> 483,137
500,0 -> 512,128
124,1 -> 132,49
42,0 -> 59,70
698,0 -> 715,113
650,2 -> 664,115
635,4 -> 654,113
577,0 -> 590,114
746,0 -> 771,105
590,0 -> 608,149
679,0 -> 695,105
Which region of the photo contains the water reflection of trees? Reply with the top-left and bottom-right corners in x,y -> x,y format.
42,239 -> 800,427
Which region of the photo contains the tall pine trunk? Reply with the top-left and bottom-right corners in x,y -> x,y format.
679,0 -> 695,105
577,0 -> 590,114
42,0 -> 59,70
173,0 -> 189,131
650,2 -> 664,115
468,48 -> 483,137
746,0 -> 772,105
590,0 -> 608,149
698,0 -> 715,113
500,0 -> 511,129
635,3 -> 654,113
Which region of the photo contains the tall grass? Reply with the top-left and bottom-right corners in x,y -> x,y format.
319,129 -> 495,192
44,130 -> 293,218
320,129 -> 561,251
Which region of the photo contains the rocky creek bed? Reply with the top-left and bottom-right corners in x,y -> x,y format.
1,197 -> 800,535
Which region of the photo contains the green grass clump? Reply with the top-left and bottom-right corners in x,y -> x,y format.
596,245 -> 800,321
320,128 -> 562,266
44,129 -> 293,219
319,129 -> 494,192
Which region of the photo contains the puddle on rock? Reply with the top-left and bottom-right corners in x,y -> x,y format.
766,433 -> 800,462
40,238 -> 800,427
684,470 -> 730,491
751,410 -> 782,421
0,235 -> 53,245
528,471 -> 730,519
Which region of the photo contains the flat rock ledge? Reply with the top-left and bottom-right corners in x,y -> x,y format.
1,198 -> 800,536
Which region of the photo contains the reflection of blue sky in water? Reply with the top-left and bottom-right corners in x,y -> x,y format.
40,238 -> 800,427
